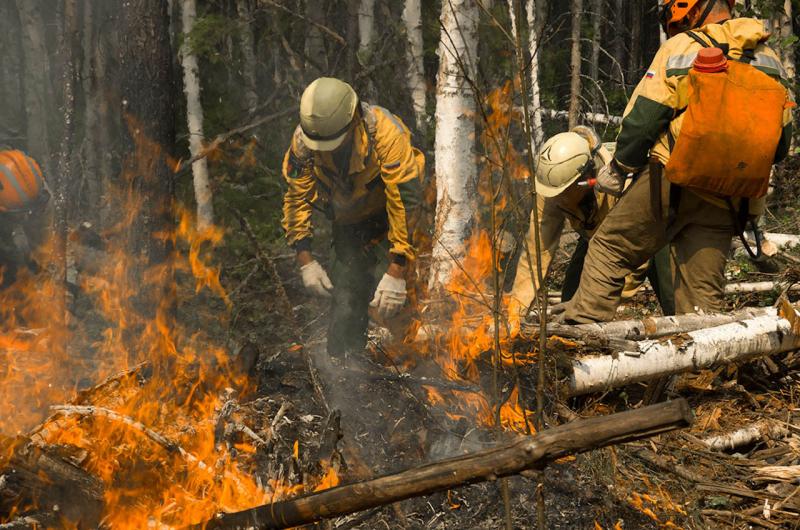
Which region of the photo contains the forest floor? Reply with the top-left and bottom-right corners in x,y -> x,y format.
209,156 -> 800,529
11,156 -> 796,529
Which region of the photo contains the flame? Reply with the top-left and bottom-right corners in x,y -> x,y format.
0,124 -> 322,527
313,462 -> 340,492
408,83 -> 541,434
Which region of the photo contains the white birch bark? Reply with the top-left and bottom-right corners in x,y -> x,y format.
507,0 -> 544,152
702,421 -> 789,452
403,0 -> 428,132
566,314 -> 800,396
526,0 -> 544,150
180,0 -> 214,229
429,0 -> 479,290
358,0 -> 374,64
565,306 -> 777,340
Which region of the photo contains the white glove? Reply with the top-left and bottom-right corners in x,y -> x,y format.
369,273 -> 407,319
594,160 -> 626,197
300,260 -> 333,298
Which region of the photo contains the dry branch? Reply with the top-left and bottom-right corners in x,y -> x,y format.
194,399 -> 692,529
725,282 -> 800,294
564,313 -> 800,396
702,421 -> 790,452
0,436 -> 104,527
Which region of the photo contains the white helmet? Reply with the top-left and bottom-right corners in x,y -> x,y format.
534,127 -> 612,198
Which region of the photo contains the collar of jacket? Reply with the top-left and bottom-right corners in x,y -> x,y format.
685,18 -> 769,52
316,120 -> 370,177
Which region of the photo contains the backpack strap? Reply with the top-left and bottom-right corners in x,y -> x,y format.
726,197 -> 763,260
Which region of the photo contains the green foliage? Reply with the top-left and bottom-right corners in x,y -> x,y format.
183,14 -> 239,63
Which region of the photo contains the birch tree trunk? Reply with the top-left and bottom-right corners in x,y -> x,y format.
403,0 -> 427,133
526,0 -> 544,151
567,0 -> 583,128
180,0 -> 214,229
429,0 -> 479,290
565,314 -> 800,396
236,0 -> 259,113
358,0 -> 375,65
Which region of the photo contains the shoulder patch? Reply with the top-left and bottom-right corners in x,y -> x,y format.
665,52 -> 698,77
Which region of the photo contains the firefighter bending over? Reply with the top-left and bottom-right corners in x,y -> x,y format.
508,126 -> 674,324
564,0 -> 793,323
281,78 -> 424,359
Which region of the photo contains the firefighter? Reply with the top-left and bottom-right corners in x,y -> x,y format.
564,0 -> 793,323
0,150 -> 50,287
508,127 -> 674,321
281,77 -> 424,359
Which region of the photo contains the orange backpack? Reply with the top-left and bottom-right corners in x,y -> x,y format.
664,34 -> 791,199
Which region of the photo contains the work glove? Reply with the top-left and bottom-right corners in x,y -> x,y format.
594,160 -> 627,198
300,260 -> 333,298
369,273 -> 407,319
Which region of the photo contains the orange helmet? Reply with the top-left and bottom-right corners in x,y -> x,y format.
659,0 -> 735,37
0,150 -> 47,213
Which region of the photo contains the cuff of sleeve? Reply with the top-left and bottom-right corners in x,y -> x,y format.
614,158 -> 641,173
293,238 -> 313,253
390,253 -> 408,267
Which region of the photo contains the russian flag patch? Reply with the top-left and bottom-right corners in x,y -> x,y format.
645,70 -> 656,79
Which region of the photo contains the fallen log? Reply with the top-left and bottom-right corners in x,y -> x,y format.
565,313 -> 800,397
545,307 -> 776,341
702,421 -> 790,452
194,399 -> 692,530
726,282 -> 800,294
0,436 -> 104,528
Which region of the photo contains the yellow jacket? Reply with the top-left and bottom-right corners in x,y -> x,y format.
282,103 -> 424,260
615,18 -> 792,212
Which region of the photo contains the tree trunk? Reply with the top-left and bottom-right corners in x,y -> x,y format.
304,0 -> 328,79
567,0 -> 582,128
429,0 -> 479,290
548,306 -> 777,341
527,0 -> 544,151
589,0 -> 603,81
613,0 -> 626,87
628,0 -> 642,78
358,0 -> 375,66
118,0 -> 177,314
776,0 -> 796,80
0,3 -> 26,149
402,0 -> 427,133
198,400 -> 692,530
180,0 -> 214,230
15,0 -> 55,170
236,0 -> 259,113
565,314 -> 800,396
